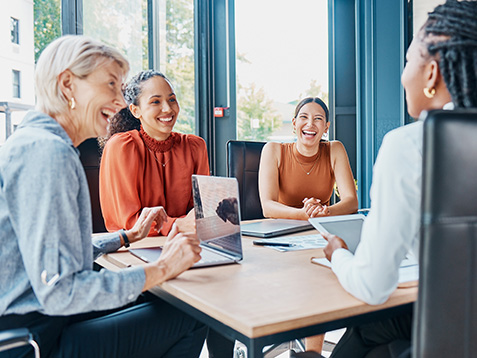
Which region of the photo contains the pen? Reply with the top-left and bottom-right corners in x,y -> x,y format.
253,240 -> 295,247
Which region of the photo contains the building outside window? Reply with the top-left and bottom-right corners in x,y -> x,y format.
12,70 -> 21,98
11,17 -> 19,44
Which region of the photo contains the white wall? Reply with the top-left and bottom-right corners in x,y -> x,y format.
0,0 -> 35,142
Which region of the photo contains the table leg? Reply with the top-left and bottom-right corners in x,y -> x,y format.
247,339 -> 264,358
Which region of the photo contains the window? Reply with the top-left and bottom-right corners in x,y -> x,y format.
34,0 -> 61,61
157,0 -> 196,134
10,17 -> 19,44
235,1 -> 328,142
12,70 -> 21,98
83,0 -> 148,76
413,0 -> 446,35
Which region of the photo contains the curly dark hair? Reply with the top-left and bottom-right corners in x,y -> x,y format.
423,0 -> 477,108
100,70 -> 170,146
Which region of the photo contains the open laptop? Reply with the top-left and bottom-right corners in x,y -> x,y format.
130,175 -> 243,268
241,219 -> 313,238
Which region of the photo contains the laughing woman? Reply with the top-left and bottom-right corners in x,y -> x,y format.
258,97 -> 358,354
259,97 -> 358,220
0,35 -> 205,358
99,70 -> 210,236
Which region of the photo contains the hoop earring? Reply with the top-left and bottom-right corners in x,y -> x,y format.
423,87 -> 436,99
68,97 -> 76,110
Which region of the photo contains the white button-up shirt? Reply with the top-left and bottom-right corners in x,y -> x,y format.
331,121 -> 423,305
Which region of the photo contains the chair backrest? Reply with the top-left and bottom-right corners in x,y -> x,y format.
226,140 -> 266,221
413,109 -> 477,357
78,138 -> 107,233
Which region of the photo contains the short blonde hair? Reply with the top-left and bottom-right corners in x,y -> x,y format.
35,35 -> 130,116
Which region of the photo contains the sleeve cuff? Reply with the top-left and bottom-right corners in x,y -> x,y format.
330,248 -> 354,272
92,232 -> 122,259
118,265 -> 146,302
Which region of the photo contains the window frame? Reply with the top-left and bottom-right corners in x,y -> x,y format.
12,70 -> 21,99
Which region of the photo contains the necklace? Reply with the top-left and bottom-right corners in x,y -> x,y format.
150,150 -> 171,167
292,147 -> 321,175
144,142 -> 171,167
142,130 -> 175,168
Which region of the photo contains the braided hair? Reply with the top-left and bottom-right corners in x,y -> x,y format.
105,70 -> 169,140
423,0 -> 477,108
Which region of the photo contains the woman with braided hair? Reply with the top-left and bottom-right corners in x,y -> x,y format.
99,70 -> 210,236
292,1 -> 477,357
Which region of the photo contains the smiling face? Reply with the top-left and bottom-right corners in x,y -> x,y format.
129,76 -> 180,141
292,102 -> 330,151
71,59 -> 126,139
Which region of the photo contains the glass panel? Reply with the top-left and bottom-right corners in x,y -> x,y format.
157,0 -> 196,134
413,0 -> 446,35
235,1 -> 328,142
83,0 -> 148,77
12,70 -> 21,98
34,0 -> 61,61
11,17 -> 20,44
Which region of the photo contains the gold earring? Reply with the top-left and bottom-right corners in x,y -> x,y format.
68,97 -> 76,110
423,87 -> 436,99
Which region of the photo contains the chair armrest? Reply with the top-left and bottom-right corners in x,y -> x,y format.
0,328 -> 34,353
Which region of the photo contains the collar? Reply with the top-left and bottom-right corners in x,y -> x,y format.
139,126 -> 176,152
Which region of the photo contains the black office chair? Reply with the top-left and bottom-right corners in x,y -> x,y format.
413,109 -> 477,357
0,328 -> 40,357
227,140 -> 310,357
226,140 -> 266,221
78,138 -> 107,233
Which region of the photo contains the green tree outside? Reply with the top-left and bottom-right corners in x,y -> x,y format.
237,83 -> 281,141
34,0 -> 61,62
297,79 -> 329,105
163,0 -> 195,134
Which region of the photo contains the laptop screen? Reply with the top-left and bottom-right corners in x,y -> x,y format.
192,175 -> 243,258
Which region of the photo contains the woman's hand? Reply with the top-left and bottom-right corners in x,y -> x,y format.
125,206 -> 167,243
157,224 -> 202,281
175,209 -> 196,233
321,231 -> 348,261
302,197 -> 331,218
142,224 -> 202,290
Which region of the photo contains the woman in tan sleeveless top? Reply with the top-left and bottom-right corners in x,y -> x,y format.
259,97 -> 358,220
258,97 -> 358,354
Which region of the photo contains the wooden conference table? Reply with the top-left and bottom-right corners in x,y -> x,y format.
96,224 -> 417,358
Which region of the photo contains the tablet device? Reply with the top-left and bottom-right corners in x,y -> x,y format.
241,219 -> 313,238
308,214 -> 366,253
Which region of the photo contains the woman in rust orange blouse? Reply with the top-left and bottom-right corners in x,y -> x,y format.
259,97 -> 358,220
100,70 -> 210,236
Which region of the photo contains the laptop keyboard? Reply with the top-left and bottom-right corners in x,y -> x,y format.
197,247 -> 230,264
204,233 -> 242,254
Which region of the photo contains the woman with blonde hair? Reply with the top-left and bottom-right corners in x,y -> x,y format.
0,35 -> 205,358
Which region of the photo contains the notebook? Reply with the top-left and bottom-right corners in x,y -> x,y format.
241,219 -> 313,238
308,214 -> 419,284
130,175 -> 243,268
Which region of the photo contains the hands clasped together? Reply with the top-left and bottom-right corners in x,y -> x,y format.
302,197 -> 330,218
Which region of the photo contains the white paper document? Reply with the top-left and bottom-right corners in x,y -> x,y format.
311,257 -> 419,284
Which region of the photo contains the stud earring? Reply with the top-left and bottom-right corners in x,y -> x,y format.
423,87 -> 436,99
68,97 -> 76,110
